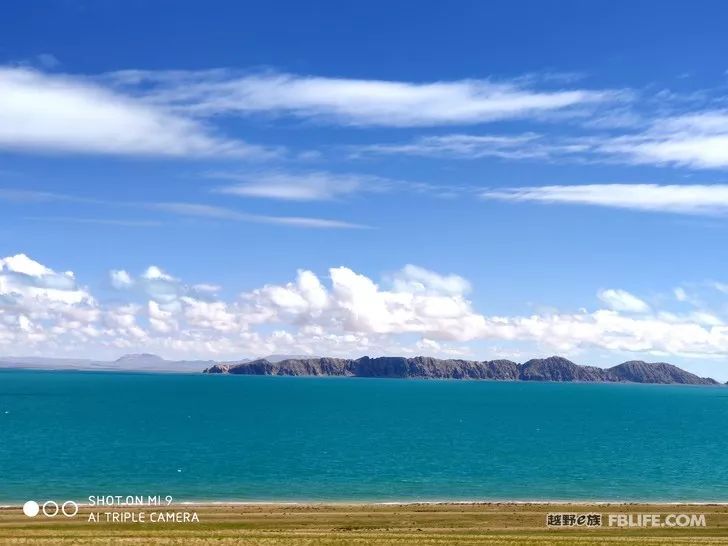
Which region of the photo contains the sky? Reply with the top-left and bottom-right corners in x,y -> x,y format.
4,1 -> 728,378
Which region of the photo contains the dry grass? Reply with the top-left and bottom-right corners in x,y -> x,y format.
1,502 -> 728,544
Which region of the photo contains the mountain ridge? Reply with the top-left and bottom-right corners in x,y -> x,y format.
203,355 -> 719,385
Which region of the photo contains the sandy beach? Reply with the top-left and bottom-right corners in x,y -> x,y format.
1,502 -> 728,544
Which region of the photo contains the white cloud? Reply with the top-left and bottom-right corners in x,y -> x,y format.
674,287 -> 688,302
2,187 -> 368,230
389,264 -> 471,295
600,111 -> 728,169
142,266 -> 176,282
5,255 -> 728,368
265,216 -> 370,229
687,311 -> 723,327
28,216 -> 162,228
1,254 -> 54,277
482,184 -> 728,215
150,202 -> 369,229
0,188 -> 76,203
211,170 -> 461,201
212,170 -> 392,201
0,254 -> 98,349
107,69 -> 617,127
148,300 -> 177,334
0,67 -> 269,158
110,270 -> 133,289
237,266 -> 728,359
597,289 -> 650,313
243,265 -> 484,340
138,267 -> 181,304
181,297 -> 237,332
12,65 -> 728,172
0,254 -> 92,306
357,133 -> 589,160
353,108 -> 728,169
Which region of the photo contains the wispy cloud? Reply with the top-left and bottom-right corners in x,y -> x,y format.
106,69 -> 620,127
356,133 -> 590,160
1,186 -> 366,230
597,110 -> 728,169
209,169 -> 471,201
0,188 -> 77,203
7,65 -> 728,172
350,98 -> 728,170
150,202 -> 370,229
0,67 -> 273,158
25,216 -> 162,227
482,184 -> 728,215
211,170 -> 392,201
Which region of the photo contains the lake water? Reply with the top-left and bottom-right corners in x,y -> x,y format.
1,370 -> 727,503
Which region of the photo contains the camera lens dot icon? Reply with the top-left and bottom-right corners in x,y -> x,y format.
22,500 -> 39,517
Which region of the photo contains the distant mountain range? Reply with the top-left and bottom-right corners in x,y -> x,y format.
0,353 -> 308,373
203,355 -> 720,385
0,353 -> 216,373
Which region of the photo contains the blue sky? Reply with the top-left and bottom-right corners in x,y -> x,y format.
4,1 -> 728,378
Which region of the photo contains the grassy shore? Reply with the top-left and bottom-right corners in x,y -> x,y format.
2,502 -> 728,544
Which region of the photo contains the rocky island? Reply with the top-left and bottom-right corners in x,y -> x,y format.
203,355 -> 719,385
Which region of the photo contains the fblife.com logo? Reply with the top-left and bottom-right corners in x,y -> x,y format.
23,500 -> 79,518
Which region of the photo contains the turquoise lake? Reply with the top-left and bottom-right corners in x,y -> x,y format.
1,371 -> 727,503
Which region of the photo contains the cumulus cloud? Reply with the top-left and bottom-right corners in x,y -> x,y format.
0,66 -> 270,158
0,254 -> 92,306
110,270 -> 133,289
142,265 -> 176,282
0,254 -> 98,349
4,254 -> 728,364
597,289 -> 650,313
389,264 -> 471,295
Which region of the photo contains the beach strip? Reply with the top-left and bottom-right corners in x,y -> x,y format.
1,502 -> 728,544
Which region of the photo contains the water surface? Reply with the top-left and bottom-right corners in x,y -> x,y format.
0,371 -> 726,502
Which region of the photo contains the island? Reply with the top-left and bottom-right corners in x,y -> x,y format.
203,355 -> 719,385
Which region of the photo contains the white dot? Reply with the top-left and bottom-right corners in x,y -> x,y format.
23,501 -> 39,517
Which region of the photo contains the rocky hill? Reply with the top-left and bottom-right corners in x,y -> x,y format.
606,360 -> 710,384
519,356 -> 607,381
203,355 -> 718,385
